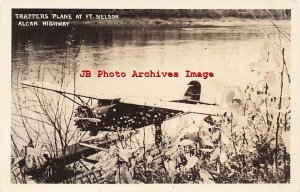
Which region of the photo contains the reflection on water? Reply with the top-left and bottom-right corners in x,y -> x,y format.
12,24 -> 289,103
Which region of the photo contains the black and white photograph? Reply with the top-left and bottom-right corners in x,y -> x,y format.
9,8 -> 291,184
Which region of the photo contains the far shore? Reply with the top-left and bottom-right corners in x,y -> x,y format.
74,17 -> 290,28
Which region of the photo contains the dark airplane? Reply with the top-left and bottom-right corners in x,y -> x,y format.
21,80 -> 218,145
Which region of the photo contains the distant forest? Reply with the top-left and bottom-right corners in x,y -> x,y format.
110,9 -> 291,20
12,9 -> 291,20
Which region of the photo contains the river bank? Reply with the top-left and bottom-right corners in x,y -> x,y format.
76,17 -> 288,26
73,17 -> 290,35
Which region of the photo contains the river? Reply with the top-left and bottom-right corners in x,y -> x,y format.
11,20 -> 290,148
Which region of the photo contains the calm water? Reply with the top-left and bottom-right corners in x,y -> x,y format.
13,24 -> 290,104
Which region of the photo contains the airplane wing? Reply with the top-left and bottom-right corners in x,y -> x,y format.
119,97 -> 219,116
21,80 -> 219,124
21,80 -> 121,101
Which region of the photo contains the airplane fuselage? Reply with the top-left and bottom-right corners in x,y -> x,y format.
75,103 -> 183,135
